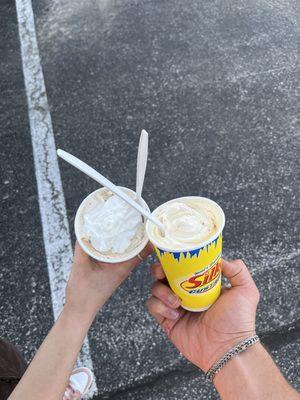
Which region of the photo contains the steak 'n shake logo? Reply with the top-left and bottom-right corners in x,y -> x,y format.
181,261 -> 221,294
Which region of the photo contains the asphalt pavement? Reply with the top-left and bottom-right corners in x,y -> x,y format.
1,0 -> 299,399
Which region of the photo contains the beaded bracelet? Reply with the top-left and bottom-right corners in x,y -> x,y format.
205,335 -> 260,381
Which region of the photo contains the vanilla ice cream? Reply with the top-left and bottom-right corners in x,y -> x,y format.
75,187 -> 149,262
147,197 -> 222,250
83,194 -> 143,254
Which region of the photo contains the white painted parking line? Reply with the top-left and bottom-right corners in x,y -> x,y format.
15,0 -> 97,397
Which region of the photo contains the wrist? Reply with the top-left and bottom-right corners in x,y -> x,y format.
212,341 -> 297,399
62,302 -> 96,328
213,341 -> 263,389
198,332 -> 257,373
206,335 -> 260,381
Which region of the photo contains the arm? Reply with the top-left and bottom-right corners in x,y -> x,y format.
214,343 -> 299,400
9,242 -> 152,400
9,307 -> 94,400
214,342 -> 298,400
147,259 -> 299,400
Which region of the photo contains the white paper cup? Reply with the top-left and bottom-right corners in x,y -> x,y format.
75,187 -> 149,263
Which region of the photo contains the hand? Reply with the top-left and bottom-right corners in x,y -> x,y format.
65,241 -> 153,319
146,259 -> 260,372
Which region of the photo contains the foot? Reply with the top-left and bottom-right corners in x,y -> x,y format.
63,367 -> 94,400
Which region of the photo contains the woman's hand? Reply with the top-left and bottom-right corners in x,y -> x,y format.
65,241 -> 153,319
146,259 -> 260,372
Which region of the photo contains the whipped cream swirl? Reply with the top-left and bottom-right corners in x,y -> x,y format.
83,194 -> 143,254
149,199 -> 219,250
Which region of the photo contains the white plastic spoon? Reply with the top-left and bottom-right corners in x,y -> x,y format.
57,149 -> 165,233
136,129 -> 148,206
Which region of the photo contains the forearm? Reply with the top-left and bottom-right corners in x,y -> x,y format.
214,343 -> 298,400
9,306 -> 95,400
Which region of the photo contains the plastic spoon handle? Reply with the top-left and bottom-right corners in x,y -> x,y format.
57,149 -> 165,232
136,129 -> 148,205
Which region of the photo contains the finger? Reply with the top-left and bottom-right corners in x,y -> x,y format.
221,286 -> 229,295
149,309 -> 164,326
74,241 -> 90,263
151,262 -> 166,280
140,241 -> 154,258
152,281 -> 181,308
97,241 -> 154,269
147,297 -> 180,321
131,242 -> 153,265
149,312 -> 174,337
221,259 -> 256,289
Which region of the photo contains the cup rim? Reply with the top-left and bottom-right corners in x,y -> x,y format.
75,187 -> 149,263
145,196 -> 225,252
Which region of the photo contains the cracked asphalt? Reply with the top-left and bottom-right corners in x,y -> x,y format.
1,0 -> 299,399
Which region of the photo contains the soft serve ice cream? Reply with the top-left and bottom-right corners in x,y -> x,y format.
75,188 -> 148,261
147,198 -> 221,250
83,194 -> 143,254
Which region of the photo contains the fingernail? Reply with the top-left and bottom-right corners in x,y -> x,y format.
169,309 -> 179,320
168,294 -> 179,306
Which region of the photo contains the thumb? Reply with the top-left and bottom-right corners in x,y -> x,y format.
222,259 -> 256,289
74,241 -> 90,263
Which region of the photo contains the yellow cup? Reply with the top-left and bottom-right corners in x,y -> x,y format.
146,197 -> 225,312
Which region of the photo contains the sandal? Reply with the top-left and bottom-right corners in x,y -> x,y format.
63,367 -> 94,400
